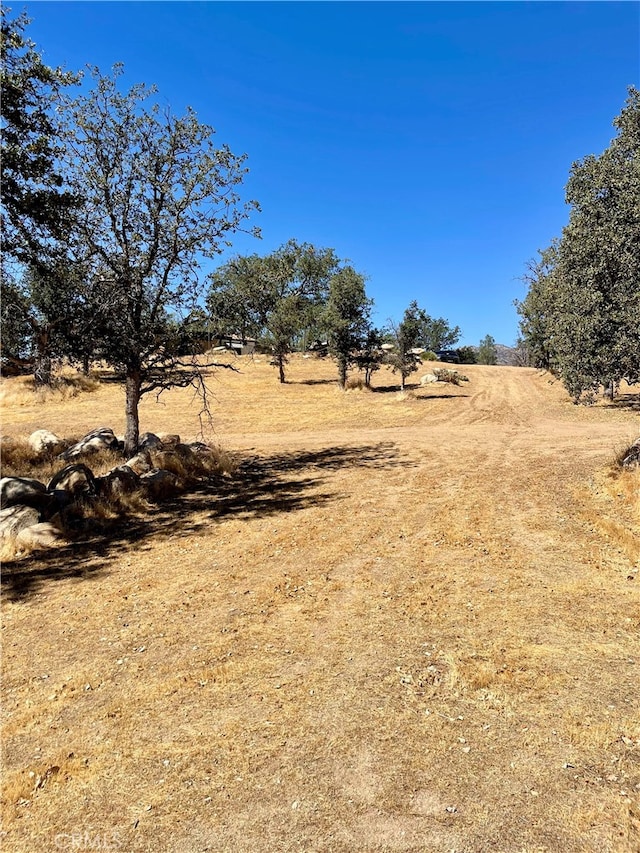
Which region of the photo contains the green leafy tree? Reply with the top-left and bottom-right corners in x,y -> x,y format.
456,346 -> 478,365
384,301 -> 461,389
320,266 -> 372,387
418,315 -> 461,352
0,10 -> 84,384
1,260 -> 94,385
385,301 -> 424,390
477,334 -> 498,365
58,66 -> 259,454
515,242 -> 560,372
518,88 -> 640,402
0,9 -> 79,266
0,269 -> 32,363
208,240 -> 339,383
352,327 -> 384,388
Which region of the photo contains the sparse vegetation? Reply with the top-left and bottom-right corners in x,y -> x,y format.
2,358 -> 638,853
433,367 -> 469,385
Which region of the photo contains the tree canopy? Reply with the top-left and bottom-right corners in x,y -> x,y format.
0,10 -> 85,384
320,265 -> 372,388
517,88 -> 640,402
384,301 -> 425,390
58,65 -> 259,452
207,240 -> 340,383
477,334 -> 498,365
0,9 -> 79,268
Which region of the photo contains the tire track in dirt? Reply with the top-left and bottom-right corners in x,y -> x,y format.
3,363 -> 638,853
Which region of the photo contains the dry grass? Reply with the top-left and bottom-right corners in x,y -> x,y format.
0,370 -> 100,408
579,442 -> 640,573
1,357 -> 639,853
344,375 -> 368,391
1,437 -> 122,483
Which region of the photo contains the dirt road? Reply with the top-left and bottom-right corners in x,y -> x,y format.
2,362 -> 639,852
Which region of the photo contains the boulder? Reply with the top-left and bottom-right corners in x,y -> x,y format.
140,468 -> 182,501
0,505 -> 40,538
622,438 -> 640,469
15,521 -> 62,551
174,442 -> 198,461
59,427 -> 120,460
157,433 -> 181,449
97,466 -> 141,497
420,373 -> 438,385
138,432 -> 163,451
0,477 -> 52,513
124,449 -> 153,475
48,464 -> 97,498
28,429 -> 62,453
188,442 -> 212,455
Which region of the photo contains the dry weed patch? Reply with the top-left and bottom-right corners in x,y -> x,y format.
0,371 -> 100,408
581,448 -> 640,572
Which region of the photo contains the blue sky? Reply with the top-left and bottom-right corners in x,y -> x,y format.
20,1 -> 639,346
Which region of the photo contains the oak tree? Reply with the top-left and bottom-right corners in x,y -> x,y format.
59,66 -> 259,453
208,240 -> 339,383
320,266 -> 372,388
518,88 -> 640,402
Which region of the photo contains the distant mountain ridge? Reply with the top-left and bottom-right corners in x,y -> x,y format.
495,344 -> 519,366
469,343 -> 520,366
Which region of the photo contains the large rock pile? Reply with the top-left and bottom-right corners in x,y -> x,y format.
1,428 -> 223,555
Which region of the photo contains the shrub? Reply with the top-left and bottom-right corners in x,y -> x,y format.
344,376 -> 366,391
433,368 -> 469,385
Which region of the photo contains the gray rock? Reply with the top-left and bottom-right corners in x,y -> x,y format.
157,433 -> 181,449
622,438 -> 640,469
0,477 -> 51,512
16,521 -> 62,550
97,466 -> 140,497
28,429 -> 62,453
138,432 -> 163,451
420,373 -> 438,385
124,449 -> 153,475
140,469 -> 182,501
0,505 -> 40,538
59,427 -> 119,460
48,464 -> 97,498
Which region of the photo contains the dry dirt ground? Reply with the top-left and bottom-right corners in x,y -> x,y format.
1,356 -> 639,853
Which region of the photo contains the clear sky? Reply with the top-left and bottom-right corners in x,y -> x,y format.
19,1 -> 640,346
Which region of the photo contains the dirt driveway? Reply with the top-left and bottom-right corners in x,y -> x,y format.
2,361 -> 639,852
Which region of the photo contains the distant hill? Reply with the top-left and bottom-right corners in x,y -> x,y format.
495,344 -> 519,366
468,343 -> 521,366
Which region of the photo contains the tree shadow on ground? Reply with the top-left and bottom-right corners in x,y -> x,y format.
414,393 -> 469,400
370,382 -> 469,399
293,378 -> 336,386
1,442 -> 412,601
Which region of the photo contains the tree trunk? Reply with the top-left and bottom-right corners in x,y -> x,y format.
124,370 -> 142,457
338,354 -> 347,389
33,328 -> 52,387
604,379 -> 615,400
82,353 -> 91,375
278,355 -> 286,384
